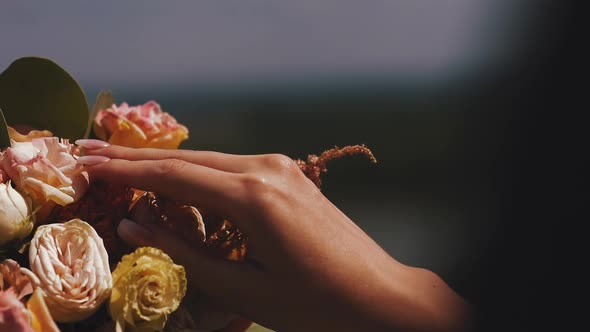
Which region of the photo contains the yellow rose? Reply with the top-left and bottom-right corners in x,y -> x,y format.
110,247 -> 187,332
26,289 -> 60,332
7,126 -> 53,143
93,101 -> 189,149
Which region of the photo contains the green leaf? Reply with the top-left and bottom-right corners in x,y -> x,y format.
84,90 -> 114,139
0,108 -> 10,149
0,57 -> 89,141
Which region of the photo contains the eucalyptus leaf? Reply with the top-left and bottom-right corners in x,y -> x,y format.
0,57 -> 89,141
0,108 -> 10,149
84,90 -> 114,139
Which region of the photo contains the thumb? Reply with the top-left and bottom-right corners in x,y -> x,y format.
117,218 -> 260,305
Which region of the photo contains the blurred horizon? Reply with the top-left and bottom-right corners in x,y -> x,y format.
1,0 -> 537,100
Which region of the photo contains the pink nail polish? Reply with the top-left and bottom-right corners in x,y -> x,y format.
77,155 -> 110,165
75,139 -> 110,149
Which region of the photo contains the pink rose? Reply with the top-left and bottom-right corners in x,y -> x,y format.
0,137 -> 89,206
0,288 -> 34,332
0,167 -> 8,184
93,101 -> 189,149
0,259 -> 33,299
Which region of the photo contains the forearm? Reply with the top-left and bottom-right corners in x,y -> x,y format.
296,257 -> 473,332
359,263 -> 473,332
282,259 -> 473,332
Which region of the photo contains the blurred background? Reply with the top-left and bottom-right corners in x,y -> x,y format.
0,1 -> 577,329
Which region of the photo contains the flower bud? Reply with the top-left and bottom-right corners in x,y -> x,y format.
0,181 -> 33,246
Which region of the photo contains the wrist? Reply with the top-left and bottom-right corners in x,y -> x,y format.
381,264 -> 473,331
334,258 -> 472,332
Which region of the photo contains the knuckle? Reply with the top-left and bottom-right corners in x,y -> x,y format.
239,174 -> 278,207
262,154 -> 300,174
240,173 -> 270,193
155,159 -> 187,176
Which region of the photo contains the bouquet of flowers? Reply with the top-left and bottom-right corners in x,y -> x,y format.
0,57 -> 376,332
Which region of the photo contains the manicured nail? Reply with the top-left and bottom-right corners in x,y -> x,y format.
118,218 -> 154,247
77,155 -> 110,165
74,139 -> 110,149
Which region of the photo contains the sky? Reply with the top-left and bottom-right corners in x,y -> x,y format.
0,1 -> 532,94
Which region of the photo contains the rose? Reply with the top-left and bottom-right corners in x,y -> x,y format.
0,259 -> 33,299
7,126 -> 53,143
0,287 -> 60,332
0,137 -> 89,206
0,181 -> 33,246
93,101 -> 189,149
0,165 -> 8,184
0,288 -> 34,332
110,246 -> 187,332
21,219 -> 112,322
26,289 -> 61,332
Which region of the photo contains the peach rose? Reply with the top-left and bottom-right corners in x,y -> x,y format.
21,219 -> 112,322
0,137 -> 89,206
7,126 -> 53,143
0,259 -> 33,299
93,101 -> 188,149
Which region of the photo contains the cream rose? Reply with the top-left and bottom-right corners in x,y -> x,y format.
0,181 -> 33,246
21,219 -> 112,322
0,137 -> 89,206
93,101 -> 189,149
110,246 -> 187,332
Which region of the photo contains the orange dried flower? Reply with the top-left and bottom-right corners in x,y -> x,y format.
295,144 -> 377,188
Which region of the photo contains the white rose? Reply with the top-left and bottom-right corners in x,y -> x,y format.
0,181 -> 33,246
21,219 -> 112,322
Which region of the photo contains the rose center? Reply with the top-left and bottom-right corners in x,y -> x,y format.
52,231 -> 94,297
140,280 -> 163,307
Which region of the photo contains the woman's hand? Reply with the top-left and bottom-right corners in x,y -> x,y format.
78,141 -> 472,332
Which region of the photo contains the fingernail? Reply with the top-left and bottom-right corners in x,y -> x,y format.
77,155 -> 110,165
75,139 -> 110,149
118,218 -> 154,247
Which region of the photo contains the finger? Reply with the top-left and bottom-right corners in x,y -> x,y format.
117,218 -> 262,305
84,144 -> 249,173
87,158 -> 245,221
